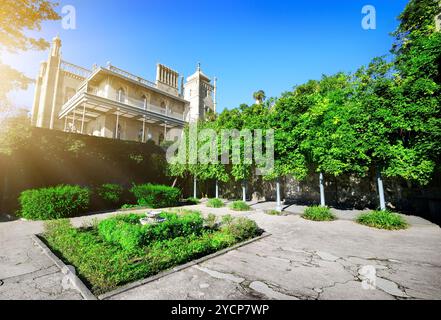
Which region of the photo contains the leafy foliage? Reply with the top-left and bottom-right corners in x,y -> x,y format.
130,184 -> 181,208
302,206 -> 336,221
206,198 -> 225,208
357,210 -> 408,230
229,200 -> 251,211
96,184 -> 123,205
19,185 -> 90,220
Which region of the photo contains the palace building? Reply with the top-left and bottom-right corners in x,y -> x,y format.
31,36 -> 217,144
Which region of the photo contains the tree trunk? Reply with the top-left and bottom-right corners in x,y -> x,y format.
242,180 -> 247,202
377,169 -> 386,211
193,177 -> 197,199
319,172 -> 326,207
276,178 -> 282,212
171,178 -> 177,188
215,180 -> 219,199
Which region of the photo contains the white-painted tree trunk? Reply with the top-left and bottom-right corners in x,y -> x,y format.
242,180 -> 247,202
193,177 -> 197,199
377,169 -> 386,211
319,172 -> 326,207
276,178 -> 282,212
215,180 -> 219,199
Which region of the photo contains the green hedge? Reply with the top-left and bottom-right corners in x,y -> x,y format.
19,185 -> 90,220
96,183 -> 124,205
97,212 -> 204,251
130,184 -> 181,208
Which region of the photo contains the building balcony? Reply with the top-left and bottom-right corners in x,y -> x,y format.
58,86 -> 187,131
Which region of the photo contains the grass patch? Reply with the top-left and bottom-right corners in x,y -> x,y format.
185,197 -> 201,205
302,206 -> 335,221
206,198 -> 225,208
229,201 -> 251,211
265,210 -> 284,216
356,210 -> 408,230
42,211 -> 261,295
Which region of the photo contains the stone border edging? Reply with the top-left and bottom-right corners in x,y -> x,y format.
31,232 -> 271,301
99,232 -> 272,300
31,235 -> 98,300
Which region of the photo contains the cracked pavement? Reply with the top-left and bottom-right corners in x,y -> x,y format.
1,202 -> 441,300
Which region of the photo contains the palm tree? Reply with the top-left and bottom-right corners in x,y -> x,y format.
253,90 -> 266,105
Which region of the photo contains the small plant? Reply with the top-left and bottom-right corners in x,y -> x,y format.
302,206 -> 335,221
206,198 -> 224,208
356,210 -> 408,230
204,213 -> 218,229
221,217 -> 260,241
121,204 -> 146,210
130,184 -> 181,208
265,210 -> 283,216
221,214 -> 234,225
186,197 -> 201,205
229,201 -> 251,211
18,185 -> 90,220
97,184 -> 123,204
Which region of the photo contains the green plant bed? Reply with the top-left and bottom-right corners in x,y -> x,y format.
185,197 -> 201,205
302,206 -> 336,221
42,211 -> 261,295
206,198 -> 224,208
356,210 -> 408,230
229,201 -> 251,211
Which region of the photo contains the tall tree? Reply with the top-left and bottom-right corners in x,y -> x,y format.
0,0 -> 60,111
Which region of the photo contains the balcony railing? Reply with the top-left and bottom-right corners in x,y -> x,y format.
107,65 -> 157,89
61,61 -> 92,79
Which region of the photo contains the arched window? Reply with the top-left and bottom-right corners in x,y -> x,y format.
141,95 -> 148,110
117,88 -> 125,103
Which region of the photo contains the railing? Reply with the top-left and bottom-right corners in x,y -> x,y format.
60,61 -> 92,79
107,65 -> 157,89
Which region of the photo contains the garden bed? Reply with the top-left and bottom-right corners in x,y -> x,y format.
39,210 -> 264,296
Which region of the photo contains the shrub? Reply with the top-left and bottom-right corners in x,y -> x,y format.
265,210 -> 283,216
221,214 -> 234,225
302,206 -> 336,221
356,210 -> 408,230
206,198 -> 224,208
130,184 -> 181,208
204,213 -> 218,229
19,185 -> 90,220
229,201 -> 251,211
97,211 -> 204,251
96,184 -> 123,205
222,217 -> 259,241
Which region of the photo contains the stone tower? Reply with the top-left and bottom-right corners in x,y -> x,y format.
183,63 -> 216,122
31,36 -> 62,129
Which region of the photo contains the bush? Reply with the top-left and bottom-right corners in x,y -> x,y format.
356,210 -> 408,230
97,211 -> 204,251
204,213 -> 218,229
229,200 -> 251,211
206,198 -> 224,208
19,185 -> 90,220
302,206 -> 335,221
96,184 -> 123,205
222,217 -> 259,242
130,184 -> 181,208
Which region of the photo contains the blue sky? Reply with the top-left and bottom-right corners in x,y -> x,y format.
3,0 -> 409,112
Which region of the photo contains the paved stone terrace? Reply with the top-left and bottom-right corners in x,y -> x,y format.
1,201 -> 440,300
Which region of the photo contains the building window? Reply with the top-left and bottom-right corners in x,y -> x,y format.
141,95 -> 148,110
138,127 -> 144,142
117,88 -> 125,103
116,124 -> 122,139
159,133 -> 164,145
